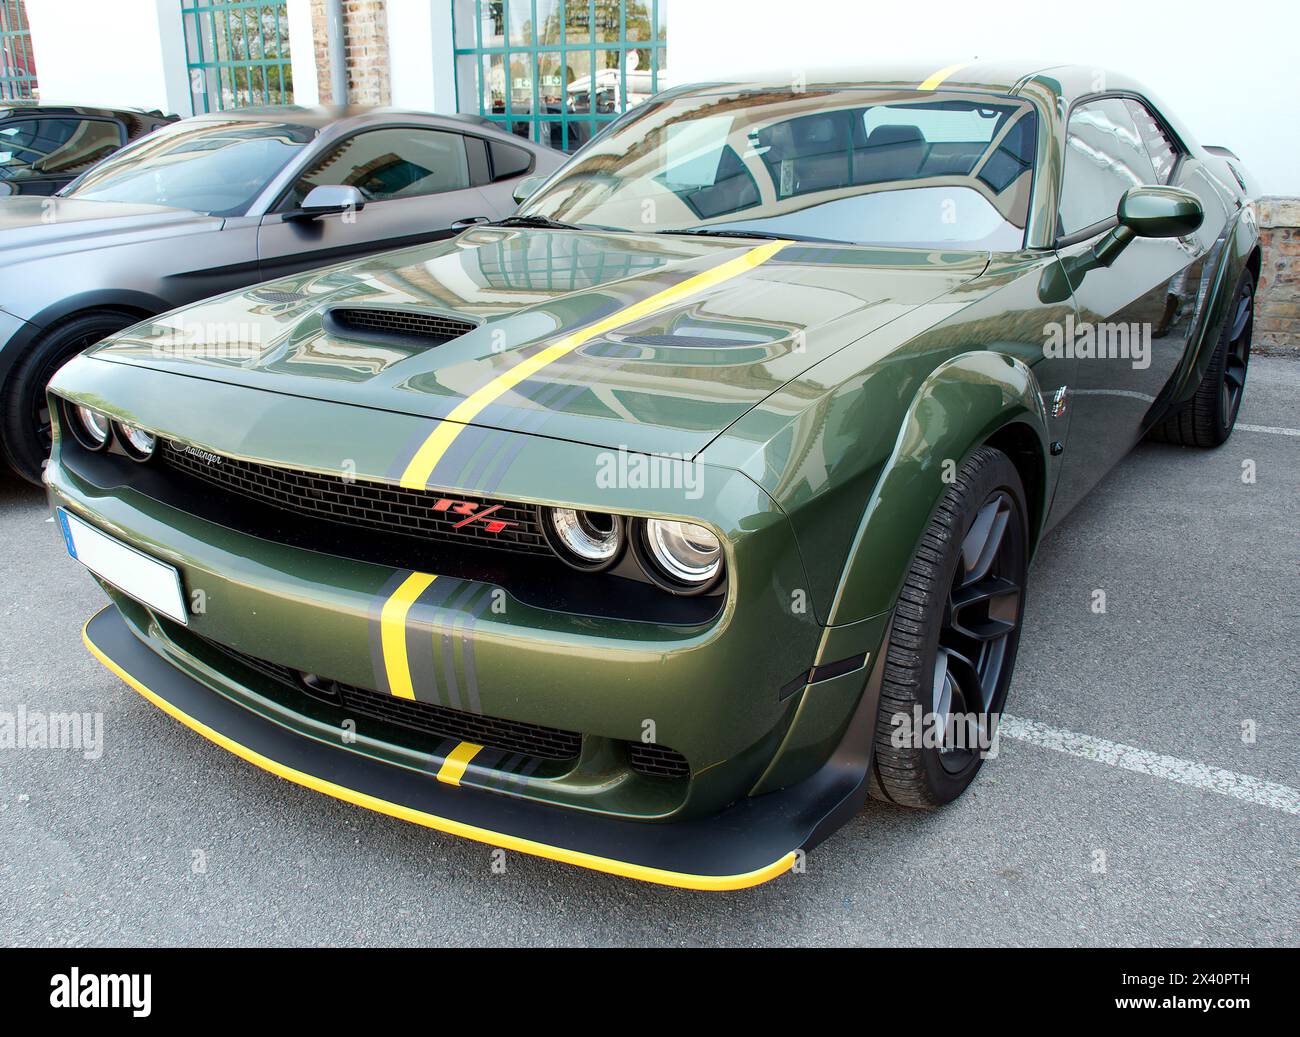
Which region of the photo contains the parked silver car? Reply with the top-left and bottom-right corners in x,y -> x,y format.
0,106 -> 564,482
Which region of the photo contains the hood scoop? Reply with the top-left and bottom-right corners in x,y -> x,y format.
324,307 -> 479,347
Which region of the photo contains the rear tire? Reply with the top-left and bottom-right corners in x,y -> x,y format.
1,311 -> 136,484
1148,272 -> 1254,448
868,446 -> 1028,809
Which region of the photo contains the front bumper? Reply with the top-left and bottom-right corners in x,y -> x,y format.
85,604 -> 882,890
49,355 -> 891,886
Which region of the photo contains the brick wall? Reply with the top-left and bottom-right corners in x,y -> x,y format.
1257,198 -> 1299,352
309,0 -> 390,106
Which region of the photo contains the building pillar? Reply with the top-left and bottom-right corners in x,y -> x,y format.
309,0 -> 391,106
25,0 -> 192,116
386,0 -> 456,113
286,0 -> 320,106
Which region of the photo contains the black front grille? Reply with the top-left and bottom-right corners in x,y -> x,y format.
627,742 -> 690,779
161,441 -> 553,557
337,683 -> 581,760
209,640 -> 582,761
327,307 -> 477,344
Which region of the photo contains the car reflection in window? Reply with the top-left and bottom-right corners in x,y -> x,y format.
522,92 -> 1038,250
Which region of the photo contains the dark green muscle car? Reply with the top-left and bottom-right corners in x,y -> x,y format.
45,62 -> 1260,889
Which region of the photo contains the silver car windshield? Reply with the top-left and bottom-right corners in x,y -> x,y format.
519,89 -> 1038,249
63,120 -> 315,216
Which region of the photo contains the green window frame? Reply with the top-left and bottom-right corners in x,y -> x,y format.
0,0 -> 36,100
181,0 -> 294,113
452,1 -> 668,152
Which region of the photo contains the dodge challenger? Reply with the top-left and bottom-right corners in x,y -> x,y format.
44,63 -> 1259,890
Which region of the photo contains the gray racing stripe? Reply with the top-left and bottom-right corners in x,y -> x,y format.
403,575 -> 460,706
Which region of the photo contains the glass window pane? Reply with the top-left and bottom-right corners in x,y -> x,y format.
1125,99 -> 1178,185
652,45 -> 668,91
563,49 -> 594,115
68,119 -> 312,216
564,120 -> 593,153
455,53 -> 480,113
534,117 -> 565,150
536,0 -> 564,45
481,1 -> 505,47
291,128 -> 471,206
565,0 -> 591,44
509,54 -> 534,116
1060,98 -> 1158,235
508,0 -> 534,47
453,0 -> 479,47
538,52 -> 565,113
490,138 -> 533,180
521,92 -> 1037,247
484,53 -> 506,115
594,0 -> 620,43
0,119 -> 121,181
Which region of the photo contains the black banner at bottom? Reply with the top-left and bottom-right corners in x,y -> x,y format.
0,947 -> 1289,1021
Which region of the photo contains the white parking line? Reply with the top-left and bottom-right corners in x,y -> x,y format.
1236,423 -> 1300,436
999,715 -> 1300,816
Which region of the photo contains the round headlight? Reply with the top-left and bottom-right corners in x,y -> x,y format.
70,405 -> 110,450
114,421 -> 156,461
641,519 -> 723,589
543,508 -> 623,570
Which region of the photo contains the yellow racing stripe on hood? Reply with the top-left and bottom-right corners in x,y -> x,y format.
918,61 -> 971,91
397,239 -> 792,490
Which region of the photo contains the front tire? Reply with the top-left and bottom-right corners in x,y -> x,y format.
1148,272 -> 1254,448
868,446 -> 1029,809
1,311 -> 135,484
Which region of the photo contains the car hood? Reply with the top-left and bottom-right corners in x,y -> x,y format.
88,227 -> 989,458
0,196 -> 219,255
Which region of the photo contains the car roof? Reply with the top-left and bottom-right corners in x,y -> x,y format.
0,100 -> 173,120
666,61 -> 1146,104
184,105 -> 537,141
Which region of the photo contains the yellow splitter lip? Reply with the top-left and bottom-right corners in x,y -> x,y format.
82,605 -> 813,892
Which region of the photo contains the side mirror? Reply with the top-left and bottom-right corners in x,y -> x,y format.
1089,185 -> 1204,269
287,184 -> 366,221
512,175 -> 546,206
1118,185 -> 1203,239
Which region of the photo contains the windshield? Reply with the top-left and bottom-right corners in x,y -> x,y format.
520,89 -> 1038,249
0,117 -> 123,183
63,120 -> 315,216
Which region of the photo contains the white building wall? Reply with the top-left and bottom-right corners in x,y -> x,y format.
26,0 -> 192,116
386,0 -> 456,112
671,0 -> 1300,196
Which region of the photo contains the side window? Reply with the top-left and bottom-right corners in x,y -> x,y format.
1059,98 -> 1158,236
285,128 -> 471,208
487,139 -> 532,181
0,118 -> 123,181
1124,99 -> 1179,185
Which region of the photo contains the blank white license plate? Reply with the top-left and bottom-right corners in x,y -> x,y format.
58,509 -> 187,624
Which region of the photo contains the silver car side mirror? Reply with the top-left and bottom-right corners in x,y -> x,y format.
289,184 -> 366,220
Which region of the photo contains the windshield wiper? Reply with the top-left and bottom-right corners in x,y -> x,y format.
655,228 -> 834,243
489,214 -> 585,230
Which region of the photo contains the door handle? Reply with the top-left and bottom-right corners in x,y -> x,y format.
451,216 -> 491,231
